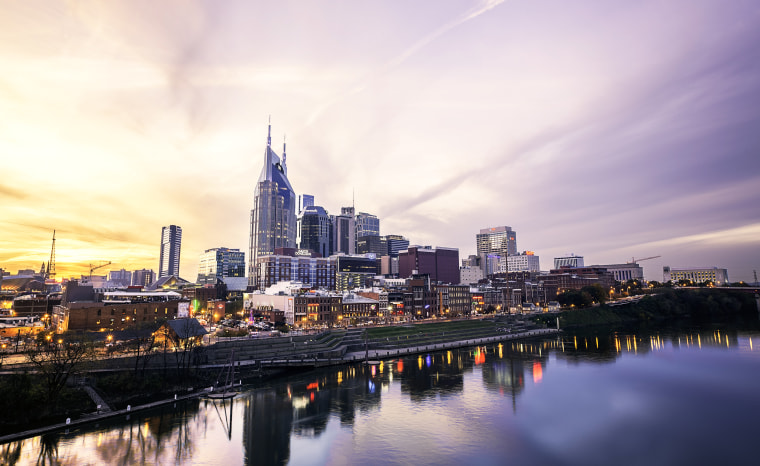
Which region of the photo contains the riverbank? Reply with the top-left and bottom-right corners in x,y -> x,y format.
538,288 -> 759,328
0,322 -> 555,441
0,389 -> 204,444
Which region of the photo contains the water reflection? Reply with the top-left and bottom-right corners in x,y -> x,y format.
244,390 -> 292,465
4,321 -> 760,465
1,400 -> 202,465
549,325 -> 751,364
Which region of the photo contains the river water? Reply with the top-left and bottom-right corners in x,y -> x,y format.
4,320 -> 760,465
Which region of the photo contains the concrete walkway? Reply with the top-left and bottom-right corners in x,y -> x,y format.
81,384 -> 112,413
342,327 -> 559,362
0,327 -> 559,444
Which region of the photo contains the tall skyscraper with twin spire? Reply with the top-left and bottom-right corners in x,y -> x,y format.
248,120 -> 297,288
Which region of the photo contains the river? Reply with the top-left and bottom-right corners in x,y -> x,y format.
3,319 -> 760,465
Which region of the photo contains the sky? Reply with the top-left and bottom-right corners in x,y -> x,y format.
1,0 -> 759,283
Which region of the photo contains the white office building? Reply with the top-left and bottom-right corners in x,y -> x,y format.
554,254 -> 584,269
663,266 -> 729,285
506,252 -> 541,273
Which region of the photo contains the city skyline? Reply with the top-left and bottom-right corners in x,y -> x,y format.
1,1 -> 759,282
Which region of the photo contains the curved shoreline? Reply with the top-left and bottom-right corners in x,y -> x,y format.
0,327 -> 558,444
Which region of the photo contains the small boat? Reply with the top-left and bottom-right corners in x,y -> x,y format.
206,389 -> 237,400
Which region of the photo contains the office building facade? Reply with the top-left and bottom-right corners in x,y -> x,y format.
385,234 -> 410,258
298,194 -> 314,213
355,212 -> 380,241
255,253 -> 336,290
132,269 -> 155,287
398,246 -> 460,284
249,123 -> 297,287
335,255 -> 379,291
506,251 -> 541,273
159,225 -> 182,278
297,205 -> 332,257
663,266 -> 729,285
588,263 -> 644,282
198,247 -> 246,284
357,235 -> 388,257
476,226 -> 517,262
554,254 -> 584,269
108,269 -> 132,287
333,207 -> 356,255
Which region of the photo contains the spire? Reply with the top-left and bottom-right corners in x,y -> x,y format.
282,134 -> 287,169
267,115 -> 272,148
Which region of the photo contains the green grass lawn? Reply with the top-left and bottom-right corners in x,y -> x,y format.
365,320 -> 495,339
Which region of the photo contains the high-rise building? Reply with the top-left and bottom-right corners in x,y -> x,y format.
356,235 -> 387,257
399,246 -> 460,284
332,207 -> 356,255
298,205 -> 332,257
476,226 -> 517,266
198,247 -> 245,284
132,269 -> 155,287
335,255 -> 379,291
385,235 -> 409,258
159,225 -> 182,278
506,251 -> 541,273
249,122 -> 297,288
355,212 -> 380,240
255,251 -> 336,290
108,269 -> 132,287
298,194 -> 314,214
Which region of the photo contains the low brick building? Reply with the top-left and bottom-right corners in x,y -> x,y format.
53,299 -> 188,332
293,294 -> 341,327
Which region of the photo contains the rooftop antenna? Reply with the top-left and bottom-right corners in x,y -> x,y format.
267,115 -> 271,148
46,230 -> 56,280
282,134 -> 287,168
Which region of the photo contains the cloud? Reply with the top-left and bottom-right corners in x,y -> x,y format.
0,185 -> 28,200
307,0 -> 506,125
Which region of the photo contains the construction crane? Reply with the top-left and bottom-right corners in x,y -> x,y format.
45,230 -> 56,280
628,255 -> 661,264
89,261 -> 112,280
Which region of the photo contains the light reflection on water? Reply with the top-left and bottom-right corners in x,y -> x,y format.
4,323 -> 760,465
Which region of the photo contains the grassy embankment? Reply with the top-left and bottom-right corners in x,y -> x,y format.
365,319 -> 496,339
537,288 -> 758,328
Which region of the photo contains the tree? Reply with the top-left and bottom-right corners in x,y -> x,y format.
581,284 -> 607,304
122,322 -> 160,377
557,290 -> 593,308
25,334 -> 95,409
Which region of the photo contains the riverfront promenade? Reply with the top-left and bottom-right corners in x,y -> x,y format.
248,327 -> 559,368
0,324 -> 558,443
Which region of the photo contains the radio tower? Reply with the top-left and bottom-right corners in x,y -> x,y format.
46,230 -> 56,280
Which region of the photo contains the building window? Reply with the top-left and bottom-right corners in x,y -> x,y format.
97,309 -> 101,316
